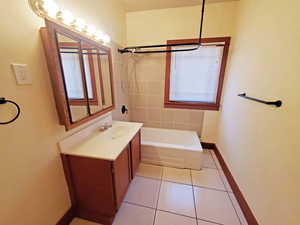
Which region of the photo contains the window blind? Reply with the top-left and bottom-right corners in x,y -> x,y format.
169,46 -> 223,103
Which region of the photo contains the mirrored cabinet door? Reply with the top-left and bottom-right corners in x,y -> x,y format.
99,51 -> 114,109
40,20 -> 115,130
56,33 -> 89,123
81,42 -> 104,114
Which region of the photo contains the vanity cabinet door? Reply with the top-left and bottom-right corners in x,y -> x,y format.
67,155 -> 116,218
113,145 -> 131,209
130,130 -> 141,178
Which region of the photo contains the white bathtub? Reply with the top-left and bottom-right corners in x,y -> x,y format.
141,127 -> 203,170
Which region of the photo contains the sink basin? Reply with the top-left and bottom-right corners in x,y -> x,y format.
110,125 -> 131,139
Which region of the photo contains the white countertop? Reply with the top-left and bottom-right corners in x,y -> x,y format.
60,121 -> 143,161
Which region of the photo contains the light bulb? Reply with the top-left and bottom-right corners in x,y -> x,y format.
103,34 -> 111,43
74,18 -> 85,31
86,25 -> 96,36
42,0 -> 59,18
61,10 -> 74,25
95,30 -> 105,40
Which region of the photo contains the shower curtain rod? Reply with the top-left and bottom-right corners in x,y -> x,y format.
118,0 -> 207,54
59,51 -> 108,55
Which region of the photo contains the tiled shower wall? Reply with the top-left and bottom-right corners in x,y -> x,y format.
111,44 -> 131,121
127,54 -> 204,135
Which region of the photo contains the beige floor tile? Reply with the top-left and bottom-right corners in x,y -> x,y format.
71,218 -> 102,225
136,163 -> 163,179
124,176 -> 161,208
158,181 -> 196,218
229,193 -> 248,225
155,210 -> 197,225
162,167 -> 192,185
202,150 -> 217,169
211,151 -> 222,170
197,220 -> 219,225
194,187 -> 240,225
191,168 -> 226,191
208,152 -> 233,193
113,203 -> 155,225
219,170 -> 233,193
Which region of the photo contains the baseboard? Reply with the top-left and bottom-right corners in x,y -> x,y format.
201,142 -> 216,149
56,207 -> 75,225
201,142 -> 259,225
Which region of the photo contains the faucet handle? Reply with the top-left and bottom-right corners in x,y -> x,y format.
104,122 -> 112,129
99,122 -> 112,132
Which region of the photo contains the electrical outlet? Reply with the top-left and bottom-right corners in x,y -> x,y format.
11,64 -> 32,85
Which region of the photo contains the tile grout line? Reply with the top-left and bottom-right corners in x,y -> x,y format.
197,219 -> 225,225
156,209 -> 197,220
124,200 -> 223,225
207,149 -> 219,169
123,185 -> 225,225
190,170 -> 223,225
209,150 -> 244,225
226,191 -> 244,225
189,169 -> 199,225
137,161 -> 244,225
209,151 -> 233,193
123,201 -> 155,210
152,167 -> 163,225
136,174 -> 228,193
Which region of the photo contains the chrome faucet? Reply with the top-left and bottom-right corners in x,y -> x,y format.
99,122 -> 113,131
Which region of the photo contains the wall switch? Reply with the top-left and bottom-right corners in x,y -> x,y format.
11,64 -> 32,85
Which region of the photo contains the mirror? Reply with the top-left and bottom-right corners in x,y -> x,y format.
99,52 -> 113,109
57,33 -> 89,122
81,42 -> 104,114
40,20 -> 115,130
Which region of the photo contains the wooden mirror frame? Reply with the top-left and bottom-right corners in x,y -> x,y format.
40,20 -> 115,130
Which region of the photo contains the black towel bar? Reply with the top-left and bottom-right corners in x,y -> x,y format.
238,93 -> 282,107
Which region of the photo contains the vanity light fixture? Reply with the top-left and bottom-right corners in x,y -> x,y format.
74,18 -> 86,32
103,34 -> 111,44
95,30 -> 105,41
28,0 -> 111,44
86,25 -> 96,36
41,0 -> 59,18
59,10 -> 74,25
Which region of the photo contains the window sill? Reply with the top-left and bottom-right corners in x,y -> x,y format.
164,102 -> 220,111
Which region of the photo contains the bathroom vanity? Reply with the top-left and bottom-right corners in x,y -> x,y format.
39,16 -> 141,225
60,121 -> 143,225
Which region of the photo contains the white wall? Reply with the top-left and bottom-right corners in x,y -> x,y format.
127,2 -> 238,46
0,0 -> 126,224
216,0 -> 300,224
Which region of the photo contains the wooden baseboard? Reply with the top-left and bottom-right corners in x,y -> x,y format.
201,142 -> 259,225
200,142 -> 216,149
56,207 -> 75,225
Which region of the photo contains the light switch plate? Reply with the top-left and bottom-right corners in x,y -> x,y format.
11,63 -> 32,85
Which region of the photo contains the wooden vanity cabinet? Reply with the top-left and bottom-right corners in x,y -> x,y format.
113,145 -> 131,208
130,131 -> 141,178
62,130 -> 141,225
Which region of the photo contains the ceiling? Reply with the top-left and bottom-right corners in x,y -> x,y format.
123,0 -> 237,12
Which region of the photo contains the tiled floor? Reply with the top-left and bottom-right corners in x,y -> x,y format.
70,149 -> 248,225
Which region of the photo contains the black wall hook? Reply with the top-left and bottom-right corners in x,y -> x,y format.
238,93 -> 282,107
0,97 -> 21,125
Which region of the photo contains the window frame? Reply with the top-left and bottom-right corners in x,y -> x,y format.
58,42 -> 101,106
164,37 -> 231,111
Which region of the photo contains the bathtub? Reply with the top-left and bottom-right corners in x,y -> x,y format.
141,127 -> 203,170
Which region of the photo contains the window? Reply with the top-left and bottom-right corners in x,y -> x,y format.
164,37 -> 230,110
